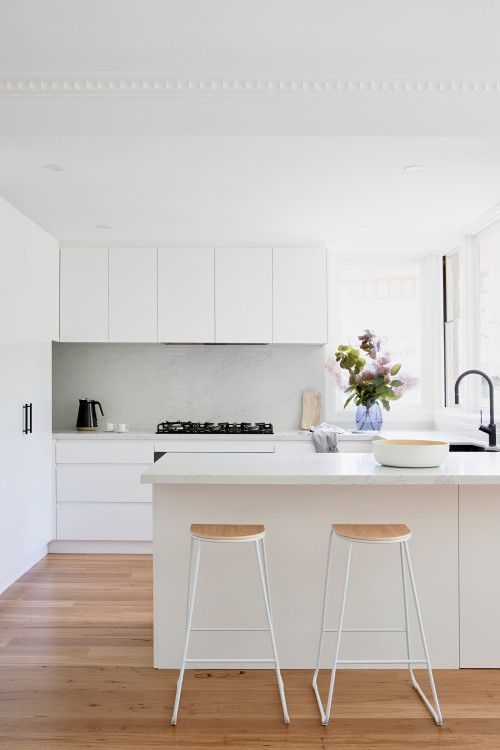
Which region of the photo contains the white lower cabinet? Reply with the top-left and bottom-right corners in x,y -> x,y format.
55,440 -> 154,543
57,503 -> 152,541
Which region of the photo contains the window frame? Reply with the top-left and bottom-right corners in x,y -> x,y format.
443,218 -> 500,416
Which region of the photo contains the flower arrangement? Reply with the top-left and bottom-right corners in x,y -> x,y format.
326,329 -> 415,412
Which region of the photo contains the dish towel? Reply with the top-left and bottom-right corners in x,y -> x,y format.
312,423 -> 344,453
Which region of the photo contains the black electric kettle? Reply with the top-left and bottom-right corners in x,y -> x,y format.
76,398 -> 105,431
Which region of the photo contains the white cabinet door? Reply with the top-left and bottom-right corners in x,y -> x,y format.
158,247 -> 214,342
273,247 -> 327,343
215,247 -> 272,343
109,247 -> 157,342
60,247 -> 108,341
459,486 -> 500,667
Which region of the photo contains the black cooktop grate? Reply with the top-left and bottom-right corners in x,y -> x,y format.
156,421 -> 273,434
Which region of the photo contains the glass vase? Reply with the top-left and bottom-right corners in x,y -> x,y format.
355,402 -> 383,431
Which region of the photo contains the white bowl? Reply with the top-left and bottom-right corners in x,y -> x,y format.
372,439 -> 449,468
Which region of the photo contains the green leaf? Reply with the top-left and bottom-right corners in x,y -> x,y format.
390,379 -> 403,387
391,363 -> 401,376
343,394 -> 355,409
374,373 -> 385,386
381,399 -> 391,411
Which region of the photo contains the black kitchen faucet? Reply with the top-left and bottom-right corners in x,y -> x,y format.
454,369 -> 497,448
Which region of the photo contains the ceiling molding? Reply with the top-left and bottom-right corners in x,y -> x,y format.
1,77 -> 500,97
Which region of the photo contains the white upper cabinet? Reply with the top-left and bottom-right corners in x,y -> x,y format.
60,247 -> 108,342
59,245 -> 328,344
215,247 -> 272,343
109,247 -> 157,342
272,247 -> 327,344
157,247 -> 215,343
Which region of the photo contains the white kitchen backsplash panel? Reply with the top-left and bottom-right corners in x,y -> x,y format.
52,343 -> 325,432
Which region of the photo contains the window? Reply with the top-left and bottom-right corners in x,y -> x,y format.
443,219 -> 500,413
443,249 -> 462,406
338,262 -> 422,406
478,225 -> 500,407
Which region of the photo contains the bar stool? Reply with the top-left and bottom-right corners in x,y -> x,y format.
312,524 -> 442,726
171,523 -> 289,725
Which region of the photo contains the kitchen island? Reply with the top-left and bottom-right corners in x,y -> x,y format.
142,451 -> 500,671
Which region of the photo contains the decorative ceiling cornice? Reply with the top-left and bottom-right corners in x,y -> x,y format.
1,77 -> 500,96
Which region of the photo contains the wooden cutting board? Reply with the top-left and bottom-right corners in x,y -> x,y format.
301,390 -> 321,430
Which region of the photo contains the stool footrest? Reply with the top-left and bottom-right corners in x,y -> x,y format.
190,627 -> 270,631
185,658 -> 277,663
324,627 -> 407,633
336,658 -> 428,664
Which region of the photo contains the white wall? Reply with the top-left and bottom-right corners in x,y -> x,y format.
52,343 -> 325,432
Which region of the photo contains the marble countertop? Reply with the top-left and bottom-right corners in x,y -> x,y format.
52,427 -> 487,446
141,450 -> 500,485
52,429 -> 375,442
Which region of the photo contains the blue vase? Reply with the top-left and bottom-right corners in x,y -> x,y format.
355,402 -> 382,431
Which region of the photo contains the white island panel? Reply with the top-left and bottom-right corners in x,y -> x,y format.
153,482 -> 458,670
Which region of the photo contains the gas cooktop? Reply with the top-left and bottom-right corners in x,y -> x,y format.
156,421 -> 273,435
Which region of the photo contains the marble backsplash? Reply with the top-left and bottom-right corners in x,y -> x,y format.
52,343 -> 326,432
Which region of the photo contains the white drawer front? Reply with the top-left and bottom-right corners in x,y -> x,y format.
56,440 -> 153,464
57,465 -> 152,503
154,440 -> 275,453
57,502 -> 152,541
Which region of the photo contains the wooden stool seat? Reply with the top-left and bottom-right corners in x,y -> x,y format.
332,523 -> 412,543
190,524 -> 265,541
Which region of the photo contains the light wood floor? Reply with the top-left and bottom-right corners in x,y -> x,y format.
0,554 -> 499,749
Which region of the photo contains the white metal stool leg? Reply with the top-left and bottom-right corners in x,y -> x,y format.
312,527 -> 334,707
171,538 -> 201,725
255,538 -> 290,724
315,540 -> 352,725
400,542 -> 419,691
402,541 -> 442,725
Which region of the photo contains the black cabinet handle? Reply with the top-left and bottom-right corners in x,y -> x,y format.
23,403 -> 33,434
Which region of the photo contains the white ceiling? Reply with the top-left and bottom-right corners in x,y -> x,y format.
1,0 -> 500,251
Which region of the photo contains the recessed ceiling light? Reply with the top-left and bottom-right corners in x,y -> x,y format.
403,164 -> 424,172
96,224 -> 111,230
43,163 -> 64,172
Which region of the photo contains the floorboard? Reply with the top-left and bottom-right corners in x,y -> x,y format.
0,553 -> 498,749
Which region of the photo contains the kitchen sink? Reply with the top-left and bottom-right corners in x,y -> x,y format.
449,443 -> 486,452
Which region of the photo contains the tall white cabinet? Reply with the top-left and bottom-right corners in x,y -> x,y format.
0,196 -> 59,593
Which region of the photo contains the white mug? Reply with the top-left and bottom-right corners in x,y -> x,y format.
116,423 -> 129,432
104,422 -> 115,431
